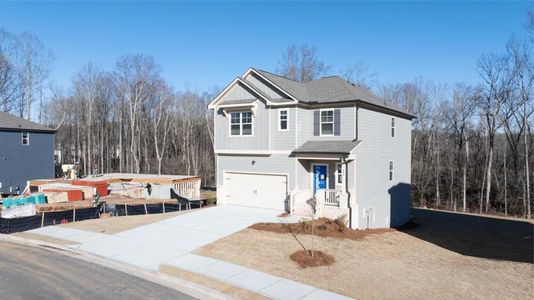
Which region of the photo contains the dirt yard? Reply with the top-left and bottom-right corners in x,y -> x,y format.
58,210 -> 191,234
195,208 -> 534,300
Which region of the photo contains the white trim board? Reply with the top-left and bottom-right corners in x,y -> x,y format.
208,77 -> 271,109
215,150 -> 292,155
242,68 -> 299,102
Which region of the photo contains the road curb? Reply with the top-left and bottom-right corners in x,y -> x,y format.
0,233 -> 231,300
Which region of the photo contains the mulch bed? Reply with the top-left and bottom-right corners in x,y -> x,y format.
289,250 -> 335,268
250,218 -> 394,240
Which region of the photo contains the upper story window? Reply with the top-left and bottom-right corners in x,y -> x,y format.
391,117 -> 395,137
21,132 -> 30,145
320,110 -> 334,135
230,111 -> 253,136
389,160 -> 394,181
279,109 -> 288,131
336,163 -> 344,184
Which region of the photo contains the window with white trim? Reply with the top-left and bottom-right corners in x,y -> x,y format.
391,117 -> 395,137
389,160 -> 394,181
320,110 -> 334,135
279,109 -> 288,131
230,111 -> 253,136
21,132 -> 30,145
336,163 -> 344,184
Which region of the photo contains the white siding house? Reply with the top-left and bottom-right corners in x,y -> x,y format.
209,68 -> 415,229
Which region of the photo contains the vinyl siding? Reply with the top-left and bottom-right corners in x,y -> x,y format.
296,105 -> 355,147
217,154 -> 297,190
214,90 -> 269,151
0,131 -> 54,193
270,107 -> 296,150
222,82 -> 256,101
354,108 -> 412,228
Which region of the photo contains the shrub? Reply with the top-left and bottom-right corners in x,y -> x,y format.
335,214 -> 348,231
299,219 -> 310,231
279,222 -> 290,230
206,196 -> 216,206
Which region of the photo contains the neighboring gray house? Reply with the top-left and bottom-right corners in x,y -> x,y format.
0,112 -> 55,194
209,68 -> 415,229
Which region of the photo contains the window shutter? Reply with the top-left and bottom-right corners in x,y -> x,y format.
313,110 -> 320,136
334,109 -> 341,136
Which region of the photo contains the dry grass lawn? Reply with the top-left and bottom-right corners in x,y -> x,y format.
12,232 -> 77,246
195,209 -> 533,300
59,210 -> 192,234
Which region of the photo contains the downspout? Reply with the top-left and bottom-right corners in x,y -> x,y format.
343,155 -> 352,228
347,103 -> 359,229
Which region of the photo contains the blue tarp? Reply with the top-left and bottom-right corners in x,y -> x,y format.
2,194 -> 46,208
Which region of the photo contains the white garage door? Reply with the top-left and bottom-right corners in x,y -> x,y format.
225,172 -> 287,210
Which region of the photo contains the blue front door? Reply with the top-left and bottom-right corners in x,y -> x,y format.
313,165 -> 327,193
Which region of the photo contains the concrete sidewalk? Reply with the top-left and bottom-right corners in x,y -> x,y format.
29,205 -> 352,300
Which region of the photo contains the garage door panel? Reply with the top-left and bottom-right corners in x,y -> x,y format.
225,172 -> 287,210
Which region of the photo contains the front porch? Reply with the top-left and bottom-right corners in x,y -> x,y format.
286,140 -> 360,222
289,157 -> 352,220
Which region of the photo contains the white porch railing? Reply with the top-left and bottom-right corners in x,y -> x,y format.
317,189 -> 341,207
291,188 -> 349,219
173,178 -> 201,198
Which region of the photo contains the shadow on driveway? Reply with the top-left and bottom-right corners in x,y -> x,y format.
399,208 -> 533,264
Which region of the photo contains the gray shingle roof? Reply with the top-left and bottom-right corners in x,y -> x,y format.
0,111 -> 56,133
292,140 -> 361,155
254,69 -> 414,118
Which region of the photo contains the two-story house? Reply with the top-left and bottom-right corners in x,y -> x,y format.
0,111 -> 55,195
208,68 -> 414,229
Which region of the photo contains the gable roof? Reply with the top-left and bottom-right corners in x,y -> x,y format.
253,69 -> 415,118
0,111 -> 56,133
208,77 -> 272,109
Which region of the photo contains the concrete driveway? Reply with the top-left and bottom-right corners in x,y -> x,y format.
29,205 -> 351,300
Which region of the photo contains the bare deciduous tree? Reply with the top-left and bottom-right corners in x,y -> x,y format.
16,32 -> 53,120
278,44 -> 330,82
341,62 -> 376,90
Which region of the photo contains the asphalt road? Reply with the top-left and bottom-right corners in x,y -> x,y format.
0,241 -> 197,300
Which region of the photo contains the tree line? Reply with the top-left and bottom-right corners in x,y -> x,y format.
41,56 -> 216,185
276,38 -> 532,218
0,14 -> 532,218
0,31 -> 215,185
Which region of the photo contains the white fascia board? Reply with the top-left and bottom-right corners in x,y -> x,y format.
296,156 -> 341,161
243,68 -> 299,103
267,102 -> 298,107
208,77 -> 271,109
215,150 -> 292,156
294,154 -> 355,161
208,77 -> 240,109
218,102 -> 256,109
220,102 -> 258,118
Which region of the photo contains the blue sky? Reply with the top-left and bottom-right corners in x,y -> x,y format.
0,1 -> 531,92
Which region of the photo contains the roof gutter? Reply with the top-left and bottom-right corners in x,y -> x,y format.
0,127 -> 57,133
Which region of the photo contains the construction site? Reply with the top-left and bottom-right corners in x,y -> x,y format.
0,173 -> 206,234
